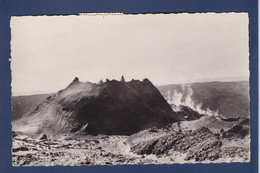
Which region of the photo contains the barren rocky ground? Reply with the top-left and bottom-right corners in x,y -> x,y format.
12,116 -> 250,166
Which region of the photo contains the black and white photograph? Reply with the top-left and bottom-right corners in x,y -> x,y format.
10,13 -> 250,166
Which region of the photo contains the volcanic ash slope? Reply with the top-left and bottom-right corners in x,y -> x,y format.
12,77 -> 183,138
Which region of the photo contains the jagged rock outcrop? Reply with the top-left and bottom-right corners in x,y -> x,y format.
120,75 -> 125,82
73,77 -> 79,82
13,77 -> 183,137
99,80 -> 103,84
176,105 -> 204,120
221,118 -> 250,138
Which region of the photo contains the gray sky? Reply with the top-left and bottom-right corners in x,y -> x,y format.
11,13 -> 249,96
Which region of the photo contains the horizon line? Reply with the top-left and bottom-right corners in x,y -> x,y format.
12,79 -> 249,97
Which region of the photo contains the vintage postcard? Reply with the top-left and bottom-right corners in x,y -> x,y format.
10,13 -> 250,166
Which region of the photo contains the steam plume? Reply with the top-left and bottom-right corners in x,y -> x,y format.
166,85 -> 219,116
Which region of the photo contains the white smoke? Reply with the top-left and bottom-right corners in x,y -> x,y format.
166,85 -> 219,116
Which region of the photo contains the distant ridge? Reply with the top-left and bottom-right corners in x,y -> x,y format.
12,94 -> 50,121
157,81 -> 250,118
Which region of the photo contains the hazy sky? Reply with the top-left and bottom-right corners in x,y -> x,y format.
11,13 -> 249,96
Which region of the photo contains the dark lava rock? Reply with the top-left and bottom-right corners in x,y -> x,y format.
80,157 -> 91,165
238,118 -> 249,126
12,131 -> 22,138
21,78 -> 182,136
73,77 -> 79,82
120,75 -> 125,82
131,127 -> 222,162
228,125 -> 243,134
220,117 -> 240,122
39,134 -> 48,140
13,147 -> 29,152
176,105 -> 204,121
223,124 -> 249,138
70,125 -> 82,133
99,80 -> 104,84
134,140 -> 159,155
149,127 -> 159,133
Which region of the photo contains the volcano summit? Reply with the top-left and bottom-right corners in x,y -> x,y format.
13,77 -> 183,137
